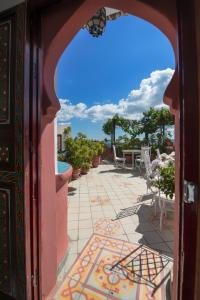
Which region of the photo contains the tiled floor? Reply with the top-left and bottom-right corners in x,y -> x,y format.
50,163 -> 174,299
51,234 -> 173,300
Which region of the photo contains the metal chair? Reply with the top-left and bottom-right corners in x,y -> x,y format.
112,145 -> 126,168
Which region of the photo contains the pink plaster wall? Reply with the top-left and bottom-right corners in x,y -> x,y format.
56,169 -> 72,266
39,122 -> 57,298
39,118 -> 72,299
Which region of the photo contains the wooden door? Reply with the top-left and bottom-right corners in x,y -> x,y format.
0,4 -> 32,300
177,0 -> 200,299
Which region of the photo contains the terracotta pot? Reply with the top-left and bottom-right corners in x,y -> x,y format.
81,167 -> 90,175
92,155 -> 100,168
72,168 -> 81,179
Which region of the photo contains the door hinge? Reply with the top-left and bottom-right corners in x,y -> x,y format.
31,270 -> 38,287
184,180 -> 198,204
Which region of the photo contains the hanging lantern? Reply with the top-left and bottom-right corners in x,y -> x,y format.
86,8 -> 107,38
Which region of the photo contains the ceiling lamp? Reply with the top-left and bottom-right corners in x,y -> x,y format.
86,7 -> 107,38
85,7 -> 127,38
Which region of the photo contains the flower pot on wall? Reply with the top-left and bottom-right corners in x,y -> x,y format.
92,155 -> 100,168
72,168 -> 81,179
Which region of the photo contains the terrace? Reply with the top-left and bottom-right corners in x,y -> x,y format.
50,162 -> 174,299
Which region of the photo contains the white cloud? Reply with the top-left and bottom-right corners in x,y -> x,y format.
57,68 -> 174,123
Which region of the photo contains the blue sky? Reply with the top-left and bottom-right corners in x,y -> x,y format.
56,14 -> 175,139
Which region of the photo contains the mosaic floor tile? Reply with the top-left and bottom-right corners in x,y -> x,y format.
90,195 -> 110,206
94,218 -> 123,236
52,235 -> 173,300
59,164 -> 175,299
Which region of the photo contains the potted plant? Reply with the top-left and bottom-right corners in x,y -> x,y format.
81,162 -> 91,175
64,138 -> 83,179
92,141 -> 104,168
68,149 -> 83,179
80,144 -> 93,175
153,162 -> 175,199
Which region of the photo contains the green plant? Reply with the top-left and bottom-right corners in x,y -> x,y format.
91,141 -> 104,157
102,114 -> 142,144
81,161 -> 91,170
63,137 -> 82,169
153,164 -> 175,199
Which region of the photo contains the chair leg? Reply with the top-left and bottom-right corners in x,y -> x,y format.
154,197 -> 157,216
160,211 -> 163,231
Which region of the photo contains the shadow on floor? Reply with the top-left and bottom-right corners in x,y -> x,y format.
113,201 -> 174,257
99,166 -> 143,178
111,244 -> 172,298
68,187 -> 77,196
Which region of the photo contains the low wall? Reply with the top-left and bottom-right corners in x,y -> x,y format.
55,167 -> 72,269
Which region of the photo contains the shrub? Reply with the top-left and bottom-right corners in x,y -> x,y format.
153,163 -> 175,199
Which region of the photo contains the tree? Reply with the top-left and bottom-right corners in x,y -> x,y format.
155,107 -> 174,136
102,114 -> 121,144
118,119 -> 142,138
102,114 -> 141,144
76,132 -> 87,140
140,107 -> 158,142
63,126 -> 71,137
140,107 -> 174,143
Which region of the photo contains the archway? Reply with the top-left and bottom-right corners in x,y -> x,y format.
37,1 -> 182,299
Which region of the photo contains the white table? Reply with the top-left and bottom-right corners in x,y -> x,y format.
122,149 -> 141,168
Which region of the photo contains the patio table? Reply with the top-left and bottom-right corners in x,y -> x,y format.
122,149 -> 141,168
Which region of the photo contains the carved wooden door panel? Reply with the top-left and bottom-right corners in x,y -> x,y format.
0,4 -> 31,300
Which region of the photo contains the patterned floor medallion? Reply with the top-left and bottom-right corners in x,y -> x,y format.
94,218 -> 122,236
52,234 -> 172,300
90,196 -> 110,206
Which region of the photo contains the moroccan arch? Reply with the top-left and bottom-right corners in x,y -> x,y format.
42,0 -> 178,123
39,1 -> 180,298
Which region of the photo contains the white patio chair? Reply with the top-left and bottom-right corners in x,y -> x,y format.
156,148 -> 161,159
156,192 -> 175,231
112,145 -> 126,168
135,146 -> 151,173
136,148 -> 158,209
141,149 -> 175,231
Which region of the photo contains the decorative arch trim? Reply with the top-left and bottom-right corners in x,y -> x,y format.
41,0 -> 178,123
